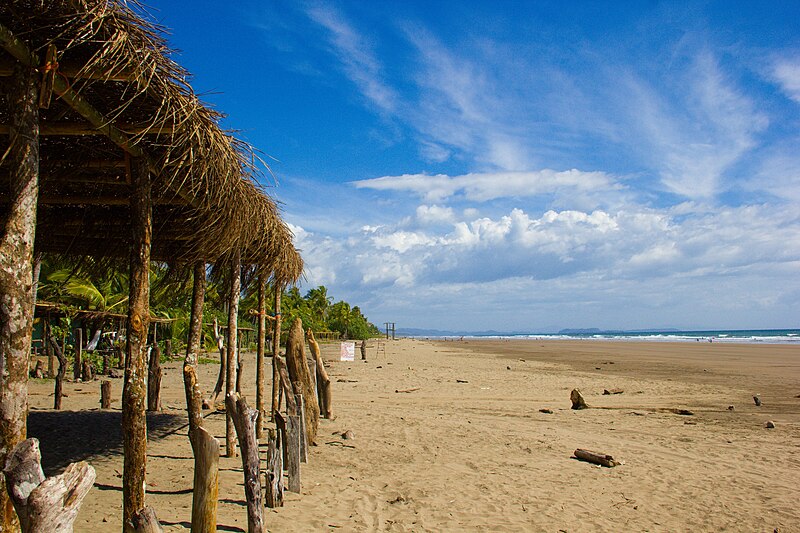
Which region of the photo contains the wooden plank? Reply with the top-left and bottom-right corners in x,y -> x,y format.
265,428 -> 284,508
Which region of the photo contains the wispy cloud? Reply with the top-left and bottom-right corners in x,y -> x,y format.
304,3 -> 397,113
772,57 -> 800,103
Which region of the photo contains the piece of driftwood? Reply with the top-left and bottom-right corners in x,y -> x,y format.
189,426 -> 219,533
30,359 -> 44,379
225,393 -> 263,533
101,380 -> 112,409
3,438 -> 96,532
753,395 -> 762,406
307,329 -> 332,419
570,389 -> 588,410
211,317 -> 226,402
265,428 -> 284,508
275,411 -> 301,494
603,388 -> 624,395
130,506 -> 162,533
395,387 -> 420,394
147,343 -> 162,411
574,448 -> 620,467
285,319 -> 320,446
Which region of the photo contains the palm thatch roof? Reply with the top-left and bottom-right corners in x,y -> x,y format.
0,0 -> 303,283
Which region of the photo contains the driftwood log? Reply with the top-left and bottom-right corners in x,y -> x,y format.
273,356 -> 297,415
570,389 -> 588,410
189,426 -> 219,533
265,429 -> 284,508
130,506 -> 162,533
306,329 -> 332,419
573,448 -> 620,467
3,438 -> 96,532
285,318 -> 320,446
226,393 -> 264,533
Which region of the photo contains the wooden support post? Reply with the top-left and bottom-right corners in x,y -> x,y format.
130,506 -> 162,533
147,343 -> 162,411
307,329 -> 332,419
3,438 -> 95,532
122,156 -> 153,531
285,319 -> 320,446
189,426 -> 219,533
295,393 -> 308,463
81,358 -> 94,382
102,352 -> 110,375
48,334 -> 66,410
275,411 -> 301,493
273,356 -> 297,415
225,250 -> 241,458
0,60 -> 40,532
184,261 -> 206,438
73,327 -> 82,380
101,380 -> 112,409
360,340 -> 367,360
265,429 -> 283,508
270,285 -> 283,419
226,393 -> 264,532
255,276 -> 267,439
211,317 -> 225,401
46,321 -> 54,379
164,339 -> 172,361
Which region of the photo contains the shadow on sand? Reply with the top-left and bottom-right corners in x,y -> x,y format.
27,408 -> 186,476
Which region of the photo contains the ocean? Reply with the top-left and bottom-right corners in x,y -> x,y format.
430,329 -> 800,344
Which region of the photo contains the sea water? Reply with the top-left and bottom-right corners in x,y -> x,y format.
470,329 -> 800,344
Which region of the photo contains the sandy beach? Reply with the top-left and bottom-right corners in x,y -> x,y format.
26,338 -> 800,532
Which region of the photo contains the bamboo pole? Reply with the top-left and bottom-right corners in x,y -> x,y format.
225,250 -> 241,458
0,60 -> 39,532
122,156 -> 155,531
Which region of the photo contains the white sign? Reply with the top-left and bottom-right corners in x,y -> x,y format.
340,341 -> 355,361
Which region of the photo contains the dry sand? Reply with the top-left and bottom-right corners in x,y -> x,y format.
26,338 -> 800,532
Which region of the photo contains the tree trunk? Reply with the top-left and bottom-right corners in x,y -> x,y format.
225,393 -> 264,533
255,277 -> 267,439
273,356 -> 297,415
101,381 -> 112,409
306,329 -> 332,419
3,438 -> 95,533
270,285 -> 282,420
284,319 -> 320,446
122,156 -> 152,531
48,335 -> 66,410
147,343 -> 162,411
225,251 -> 241,458
211,317 -> 225,401
189,426 -> 219,533
130,506 -> 162,533
0,61 -> 39,531
183,261 -> 206,440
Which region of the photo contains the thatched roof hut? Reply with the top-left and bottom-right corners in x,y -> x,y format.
0,1 -> 303,528
0,0 -> 302,277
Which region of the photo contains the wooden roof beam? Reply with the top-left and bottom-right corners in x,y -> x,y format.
0,55 -> 134,81
0,122 -> 175,136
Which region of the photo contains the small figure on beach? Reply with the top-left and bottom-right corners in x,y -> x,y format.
360,339 -> 367,360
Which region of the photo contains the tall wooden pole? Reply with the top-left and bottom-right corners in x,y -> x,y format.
184,260 -> 206,436
255,276 -> 267,439
225,250 -> 241,457
0,61 -> 39,532
270,284 -> 283,419
122,156 -> 152,531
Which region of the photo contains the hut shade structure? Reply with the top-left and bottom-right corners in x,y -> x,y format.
0,1 -> 303,530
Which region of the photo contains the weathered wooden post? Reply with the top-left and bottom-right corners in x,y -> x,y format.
101,381 -> 112,409
184,260 -> 206,436
255,276 -> 267,439
275,411 -> 301,493
81,358 -> 94,382
189,426 -> 219,533
3,438 -> 96,532
270,284 -> 283,420
147,342 -> 162,411
360,339 -> 367,360
226,393 -> 264,532
48,334 -> 67,410
122,156 -> 158,531
225,250 -> 241,458
285,319 -> 320,446
265,428 -> 283,508
73,327 -> 82,380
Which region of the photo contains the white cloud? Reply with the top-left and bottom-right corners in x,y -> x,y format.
305,4 -> 397,113
353,169 -> 621,203
772,58 -> 800,103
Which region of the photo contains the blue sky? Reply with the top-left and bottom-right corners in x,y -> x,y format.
148,1 -> 800,332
